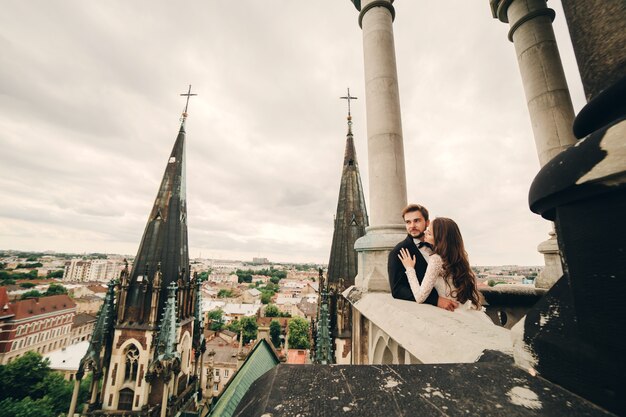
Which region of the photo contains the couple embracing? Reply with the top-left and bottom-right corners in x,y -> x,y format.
388,204 -> 491,323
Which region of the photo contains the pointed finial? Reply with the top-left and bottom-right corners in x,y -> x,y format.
180,85 -> 197,120
340,88 -> 357,135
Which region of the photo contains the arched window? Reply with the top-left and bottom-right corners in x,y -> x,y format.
124,345 -> 140,383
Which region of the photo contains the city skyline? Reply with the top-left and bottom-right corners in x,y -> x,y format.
0,1 -> 586,265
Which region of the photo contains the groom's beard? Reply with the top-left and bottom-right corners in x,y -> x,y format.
410,230 -> 425,239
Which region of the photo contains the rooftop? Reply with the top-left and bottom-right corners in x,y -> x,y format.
6,294 -> 76,320
44,340 -> 90,371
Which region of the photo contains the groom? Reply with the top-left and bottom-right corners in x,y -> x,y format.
388,204 -> 458,311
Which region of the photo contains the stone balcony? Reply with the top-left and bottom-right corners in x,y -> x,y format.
344,288 -> 514,365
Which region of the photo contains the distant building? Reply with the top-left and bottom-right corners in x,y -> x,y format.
70,312 -> 97,345
210,260 -> 244,273
286,349 -> 309,364
203,300 -> 262,322
252,257 -> 269,264
242,288 -> 261,303
199,332 -> 249,398
62,258 -> 124,282
274,297 -> 304,317
208,273 -> 239,287
0,288 -> 76,364
73,295 -> 104,314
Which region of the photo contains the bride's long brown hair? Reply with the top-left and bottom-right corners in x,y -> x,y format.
431,217 -> 481,308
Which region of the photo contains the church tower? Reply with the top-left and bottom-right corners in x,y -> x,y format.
325,89 -> 369,364
73,88 -> 202,417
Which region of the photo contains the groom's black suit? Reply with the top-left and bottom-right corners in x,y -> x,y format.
388,234 -> 439,306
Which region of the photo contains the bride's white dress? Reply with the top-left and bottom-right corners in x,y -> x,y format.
405,253 -> 493,324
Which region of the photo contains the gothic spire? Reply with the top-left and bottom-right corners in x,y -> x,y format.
324,92 -> 369,354
121,89 -> 195,324
327,91 -> 369,289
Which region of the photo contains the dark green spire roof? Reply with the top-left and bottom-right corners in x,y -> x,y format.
122,119 -> 190,324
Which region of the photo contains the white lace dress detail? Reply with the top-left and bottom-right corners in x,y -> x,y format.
404,253 -> 444,304
405,254 -> 492,322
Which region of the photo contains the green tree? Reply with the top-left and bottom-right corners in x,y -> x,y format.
19,282 -> 36,289
44,283 -> 67,296
270,320 -> 282,348
26,256 -> 38,262
260,292 -> 273,304
0,351 -> 51,401
226,319 -> 241,334
20,290 -> 43,300
0,279 -> 15,286
207,309 -> 225,331
217,289 -> 233,298
17,262 -> 43,269
0,351 -> 89,416
269,276 -> 281,285
288,317 -> 310,349
265,304 -> 280,317
0,397 -> 55,417
240,316 -> 258,344
35,372 -> 73,414
46,270 -> 64,279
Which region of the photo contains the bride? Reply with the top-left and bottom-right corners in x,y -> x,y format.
398,217 -> 492,323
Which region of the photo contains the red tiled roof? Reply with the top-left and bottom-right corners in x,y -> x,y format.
10,294 -> 76,320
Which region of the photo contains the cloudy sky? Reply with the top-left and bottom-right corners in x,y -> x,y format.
0,1 -> 586,265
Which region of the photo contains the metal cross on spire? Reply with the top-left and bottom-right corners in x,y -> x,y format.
180,85 -> 197,119
340,88 -> 357,116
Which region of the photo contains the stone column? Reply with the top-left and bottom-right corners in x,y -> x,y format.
490,0 -> 577,288
68,378 -> 81,417
160,378 -> 170,417
352,0 -> 408,292
491,0 -> 577,164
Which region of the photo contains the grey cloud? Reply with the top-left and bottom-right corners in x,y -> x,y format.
0,1 -> 585,265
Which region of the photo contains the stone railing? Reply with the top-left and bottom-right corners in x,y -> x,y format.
344,288 -> 513,365
480,285 -> 547,329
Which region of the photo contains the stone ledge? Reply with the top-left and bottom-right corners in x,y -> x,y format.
345,288 -> 513,363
